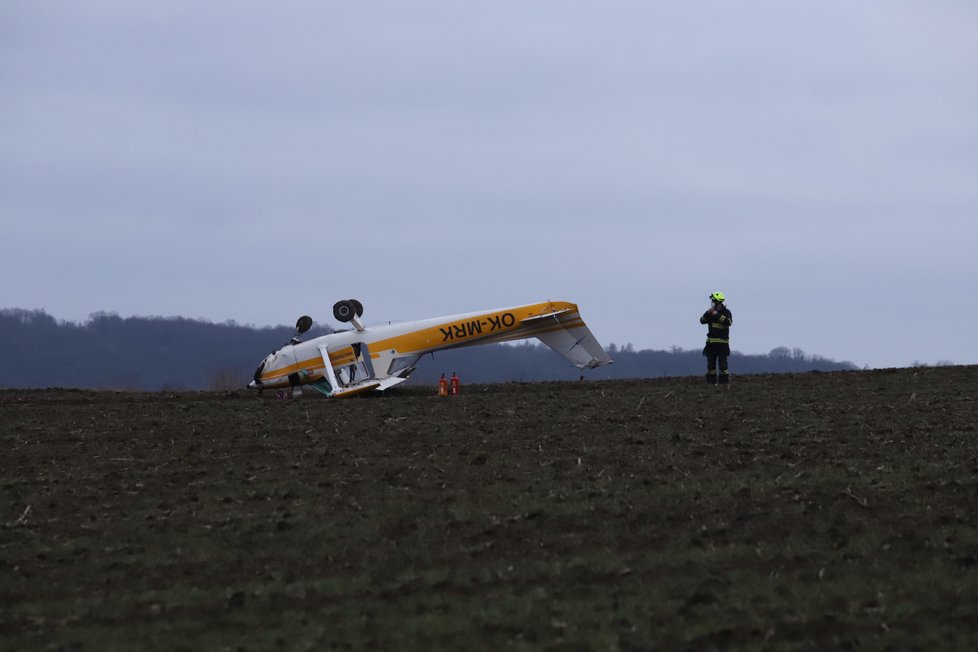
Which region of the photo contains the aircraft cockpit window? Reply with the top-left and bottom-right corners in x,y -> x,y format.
388,355 -> 421,377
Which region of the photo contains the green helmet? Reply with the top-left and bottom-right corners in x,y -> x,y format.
710,291 -> 726,303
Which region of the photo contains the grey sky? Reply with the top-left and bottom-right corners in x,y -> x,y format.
2,1 -> 976,369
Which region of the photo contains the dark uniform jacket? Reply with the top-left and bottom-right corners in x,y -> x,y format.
700,306 -> 733,355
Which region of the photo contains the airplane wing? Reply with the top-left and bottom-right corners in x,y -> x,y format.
521,309 -> 613,369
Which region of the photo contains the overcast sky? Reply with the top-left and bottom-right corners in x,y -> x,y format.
2,1 -> 976,369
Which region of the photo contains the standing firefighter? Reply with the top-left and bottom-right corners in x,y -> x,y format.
700,291 -> 733,385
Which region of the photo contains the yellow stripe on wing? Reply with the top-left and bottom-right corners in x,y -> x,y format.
371,302 -> 580,355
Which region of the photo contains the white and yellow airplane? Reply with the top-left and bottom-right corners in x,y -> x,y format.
248,299 -> 613,397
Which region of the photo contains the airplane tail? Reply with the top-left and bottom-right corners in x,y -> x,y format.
520,307 -> 614,369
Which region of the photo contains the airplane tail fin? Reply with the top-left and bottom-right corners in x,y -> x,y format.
521,308 -> 614,370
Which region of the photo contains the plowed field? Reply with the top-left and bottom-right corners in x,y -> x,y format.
3,366 -> 978,650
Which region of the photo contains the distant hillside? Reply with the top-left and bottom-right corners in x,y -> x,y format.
0,309 -> 328,391
0,308 -> 856,390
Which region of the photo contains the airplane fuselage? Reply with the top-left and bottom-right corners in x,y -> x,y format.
249,300 -> 611,396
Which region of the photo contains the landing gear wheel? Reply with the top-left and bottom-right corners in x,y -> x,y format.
295,315 -> 313,335
333,300 -> 355,323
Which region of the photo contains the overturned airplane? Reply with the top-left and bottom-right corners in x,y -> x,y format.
248,300 -> 613,397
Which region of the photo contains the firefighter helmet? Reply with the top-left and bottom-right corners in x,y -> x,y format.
710,291 -> 726,303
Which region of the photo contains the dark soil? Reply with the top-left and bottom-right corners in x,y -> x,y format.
2,367 -> 978,651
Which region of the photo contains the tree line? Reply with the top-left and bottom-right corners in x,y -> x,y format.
410,341 -> 856,385
0,308 -> 856,391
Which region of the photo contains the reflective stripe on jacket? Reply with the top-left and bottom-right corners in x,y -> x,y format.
700,307 -> 733,343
